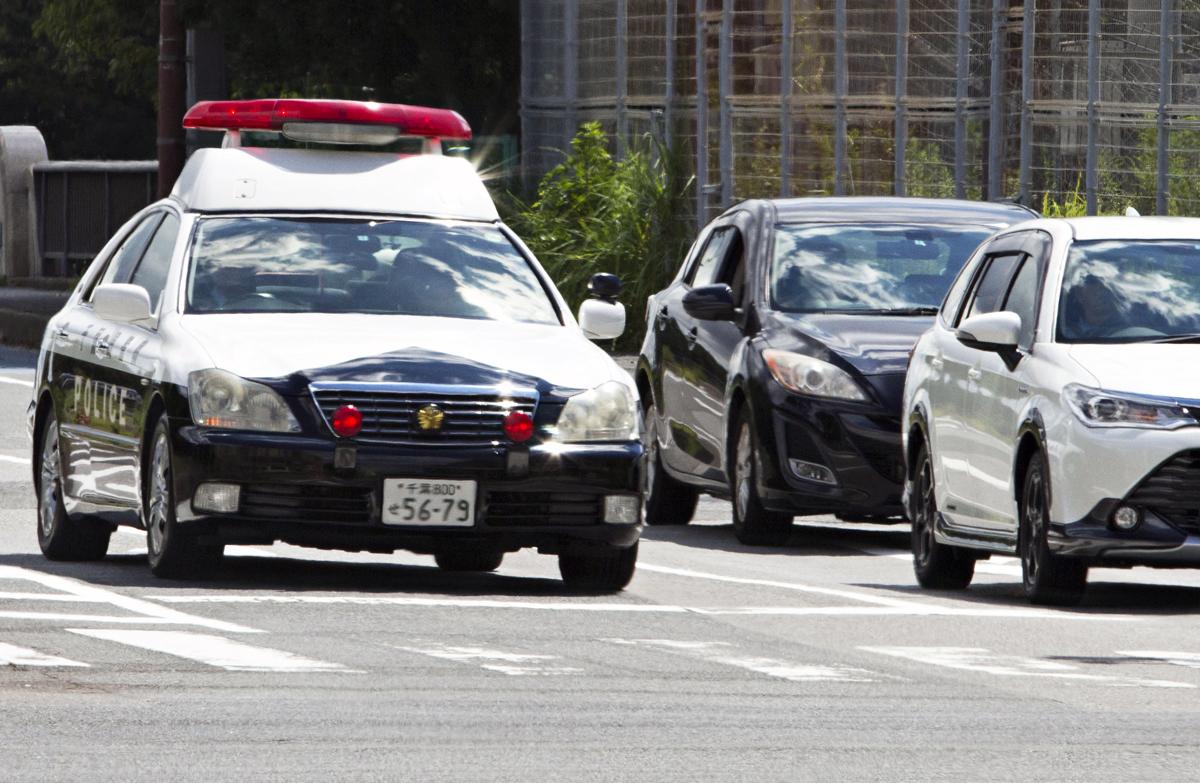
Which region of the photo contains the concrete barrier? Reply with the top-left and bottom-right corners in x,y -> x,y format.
0,127 -> 49,280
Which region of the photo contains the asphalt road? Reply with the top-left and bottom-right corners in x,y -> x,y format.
3,344 -> 1200,781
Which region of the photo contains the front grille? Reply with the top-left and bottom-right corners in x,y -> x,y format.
240,484 -> 373,525
485,491 -> 602,526
312,386 -> 537,446
849,417 -> 905,485
1126,450 -> 1200,534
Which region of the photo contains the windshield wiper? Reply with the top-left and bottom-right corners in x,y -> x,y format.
872,306 -> 940,316
1147,333 -> 1200,344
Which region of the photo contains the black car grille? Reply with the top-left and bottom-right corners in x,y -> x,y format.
484,491 -> 602,527
312,388 -> 537,446
850,417 -> 905,485
1126,450 -> 1200,534
240,484 -> 374,525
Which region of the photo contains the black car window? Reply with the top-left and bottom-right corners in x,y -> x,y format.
1001,254 -> 1043,350
716,231 -> 746,304
85,214 -> 163,302
688,227 -> 736,287
939,253 -> 982,327
129,213 -> 180,314
960,252 -> 1023,324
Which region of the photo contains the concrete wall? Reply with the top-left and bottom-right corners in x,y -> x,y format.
0,127 -> 49,279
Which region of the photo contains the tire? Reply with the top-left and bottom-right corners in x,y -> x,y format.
909,444 -> 975,590
731,413 -> 791,546
144,414 -> 223,579
434,549 -> 504,572
642,403 -> 698,526
1019,452 -> 1087,606
558,542 -> 638,593
35,409 -> 112,561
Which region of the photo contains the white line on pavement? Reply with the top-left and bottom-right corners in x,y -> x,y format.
608,639 -> 881,683
391,643 -> 583,676
68,629 -> 355,673
636,562 -> 924,608
0,565 -> 259,634
0,455 -> 30,465
0,376 -> 34,387
0,641 -> 88,667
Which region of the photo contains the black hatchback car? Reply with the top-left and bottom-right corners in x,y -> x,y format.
636,197 -> 1036,544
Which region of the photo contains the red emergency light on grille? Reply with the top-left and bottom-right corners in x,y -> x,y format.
182,99 -> 472,141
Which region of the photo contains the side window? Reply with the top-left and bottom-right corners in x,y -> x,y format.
940,253 -> 982,326
715,230 -> 746,304
129,213 -> 180,313
85,214 -> 163,302
960,252 -> 1023,324
688,227 -> 735,287
1001,254 -> 1044,350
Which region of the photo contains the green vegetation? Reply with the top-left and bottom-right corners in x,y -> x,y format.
504,122 -> 694,352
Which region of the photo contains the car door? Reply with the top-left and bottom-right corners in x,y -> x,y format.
968,231 -> 1050,530
945,239 -> 1027,529
659,221 -> 740,480
55,210 -> 167,510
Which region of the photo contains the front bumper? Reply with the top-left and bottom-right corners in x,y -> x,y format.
170,423 -> 643,555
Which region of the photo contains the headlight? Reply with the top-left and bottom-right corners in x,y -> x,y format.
1064,383 -> 1198,430
762,349 -> 868,401
554,381 -> 637,442
188,369 -> 300,433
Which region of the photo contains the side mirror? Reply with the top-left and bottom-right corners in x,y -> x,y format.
957,311 -> 1021,351
683,283 -> 738,321
93,284 -> 153,324
588,273 -> 623,302
579,298 -> 626,340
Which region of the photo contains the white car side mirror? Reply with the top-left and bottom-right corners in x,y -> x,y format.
957,311 -> 1021,350
578,298 -> 626,341
93,284 -> 153,324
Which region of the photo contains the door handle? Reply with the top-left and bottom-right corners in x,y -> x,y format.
94,340 -> 111,359
929,356 -> 944,370
657,305 -> 669,330
967,367 -> 982,381
685,326 -> 699,348
55,327 -> 70,340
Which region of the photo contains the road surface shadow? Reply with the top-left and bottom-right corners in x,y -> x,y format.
640,516 -> 910,557
860,577 -> 1200,615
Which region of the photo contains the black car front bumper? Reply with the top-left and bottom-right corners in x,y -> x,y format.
169,422 -> 643,556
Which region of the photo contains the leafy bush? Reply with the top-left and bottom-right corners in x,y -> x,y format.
504,122 -> 694,352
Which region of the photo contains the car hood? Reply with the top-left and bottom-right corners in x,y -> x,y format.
762,311 -> 933,375
1068,344 -> 1200,400
178,313 -> 627,393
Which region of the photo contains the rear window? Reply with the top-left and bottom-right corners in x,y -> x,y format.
186,217 -> 561,325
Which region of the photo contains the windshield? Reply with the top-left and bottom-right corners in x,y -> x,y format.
186,217 -> 561,324
770,223 -> 993,313
1057,240 -> 1200,343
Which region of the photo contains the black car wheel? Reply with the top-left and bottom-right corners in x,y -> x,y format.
35,409 -> 111,561
910,444 -> 974,590
559,542 -> 637,593
1019,452 -> 1087,606
642,403 -> 698,526
731,413 -> 791,546
144,414 -> 223,579
434,549 -> 504,572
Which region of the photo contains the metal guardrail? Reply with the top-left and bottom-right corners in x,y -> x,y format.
31,161 -> 157,278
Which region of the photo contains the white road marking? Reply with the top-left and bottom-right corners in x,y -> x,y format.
609,639 -> 880,683
68,629 -> 354,673
0,376 -> 34,387
0,642 -> 87,668
0,565 -> 258,634
392,644 -> 583,676
861,646 -> 1193,688
0,454 -> 30,465
0,592 -> 107,602
1117,651 -> 1200,669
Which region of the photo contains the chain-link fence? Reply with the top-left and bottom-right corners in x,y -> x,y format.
520,0 -> 1200,227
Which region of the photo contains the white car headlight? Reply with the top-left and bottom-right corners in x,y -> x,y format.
1064,383 -> 1198,430
188,369 -> 300,433
554,381 -> 638,442
762,349 -> 868,401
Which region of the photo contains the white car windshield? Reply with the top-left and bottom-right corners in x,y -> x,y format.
1058,240 -> 1200,344
186,217 -> 561,324
770,223 -> 993,313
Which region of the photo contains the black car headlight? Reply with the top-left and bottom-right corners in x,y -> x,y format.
188,369 -> 300,433
762,349 -> 868,402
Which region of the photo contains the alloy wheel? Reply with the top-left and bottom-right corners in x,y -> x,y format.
39,425 -> 61,538
735,424 -> 753,520
1022,469 -> 1046,588
913,456 -> 937,571
147,430 -> 171,556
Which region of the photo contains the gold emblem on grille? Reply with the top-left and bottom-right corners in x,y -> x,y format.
416,404 -> 445,431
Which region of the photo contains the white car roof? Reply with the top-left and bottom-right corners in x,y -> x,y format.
1060,216 -> 1200,242
170,147 -> 499,221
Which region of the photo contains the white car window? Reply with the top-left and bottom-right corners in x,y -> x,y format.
961,253 -> 1022,323
129,213 -> 180,314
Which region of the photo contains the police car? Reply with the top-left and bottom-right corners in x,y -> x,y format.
28,99 -> 642,591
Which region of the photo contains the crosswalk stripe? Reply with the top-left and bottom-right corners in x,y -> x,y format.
0,376 -> 34,387
0,455 -> 30,465
392,644 -> 583,676
0,641 -> 88,667
607,639 -> 881,683
67,629 -> 357,673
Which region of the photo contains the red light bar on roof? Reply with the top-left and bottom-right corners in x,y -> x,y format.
182,99 -> 472,141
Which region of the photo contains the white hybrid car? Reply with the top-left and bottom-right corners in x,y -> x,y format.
904,216 -> 1200,605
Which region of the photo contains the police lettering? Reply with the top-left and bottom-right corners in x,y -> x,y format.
71,375 -> 133,428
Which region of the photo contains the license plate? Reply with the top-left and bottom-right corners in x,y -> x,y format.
381,479 -> 477,527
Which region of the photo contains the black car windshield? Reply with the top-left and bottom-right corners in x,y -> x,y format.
186,217 -> 561,324
1057,240 -> 1200,343
770,223 -> 992,313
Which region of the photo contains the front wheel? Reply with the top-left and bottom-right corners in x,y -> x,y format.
559,542 -> 638,593
36,409 -> 111,561
731,413 -> 791,546
909,444 -> 974,589
1020,452 -> 1087,606
144,415 -> 223,579
642,403 -> 698,526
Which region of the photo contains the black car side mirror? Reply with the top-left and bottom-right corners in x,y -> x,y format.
683,284 -> 738,321
588,273 -> 623,303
